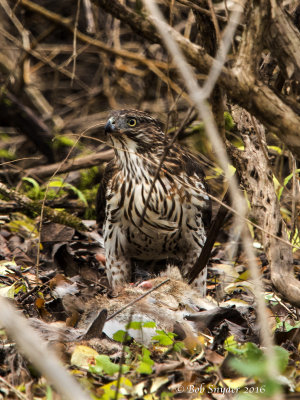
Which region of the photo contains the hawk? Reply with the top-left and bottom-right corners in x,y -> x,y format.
96,110 -> 211,295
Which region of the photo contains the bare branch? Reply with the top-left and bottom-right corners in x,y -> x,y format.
96,0 -> 300,159
266,0 -> 300,80
1,149 -> 114,180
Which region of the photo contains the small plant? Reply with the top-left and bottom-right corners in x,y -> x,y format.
225,337 -> 290,397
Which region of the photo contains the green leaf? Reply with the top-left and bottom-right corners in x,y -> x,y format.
276,320 -> 300,332
46,385 -> 53,400
113,330 -> 132,343
67,184 -> 88,206
229,343 -> 290,380
0,283 -> 15,298
268,145 -> 282,155
224,336 -> 241,354
264,293 -> 279,305
160,391 -> 174,400
48,179 -> 64,188
126,321 -> 142,330
224,111 -> 235,131
137,347 -> 154,375
274,346 -> 289,373
142,321 -> 156,328
283,169 -> 300,187
90,355 -> 129,376
262,378 -> 282,397
244,342 -> 264,360
137,361 -> 153,375
22,177 -> 41,199
125,320 -> 156,330
287,227 -> 300,252
230,356 -> 266,378
173,341 -> 185,352
22,177 -> 40,191
49,179 -> 88,206
7,219 -> 38,239
152,330 -> 175,346
277,169 -> 300,200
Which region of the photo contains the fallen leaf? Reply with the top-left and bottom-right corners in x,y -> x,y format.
70,345 -> 99,369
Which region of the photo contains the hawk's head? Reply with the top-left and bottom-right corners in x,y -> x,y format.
105,110 -> 165,154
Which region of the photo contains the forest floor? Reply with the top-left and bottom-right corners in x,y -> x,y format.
0,136 -> 300,399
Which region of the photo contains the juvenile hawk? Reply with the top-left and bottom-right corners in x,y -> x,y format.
97,110 -> 211,295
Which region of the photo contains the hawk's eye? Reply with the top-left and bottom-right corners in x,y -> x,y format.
127,118 -> 137,127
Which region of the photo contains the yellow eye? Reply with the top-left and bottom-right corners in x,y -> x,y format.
127,118 -> 137,127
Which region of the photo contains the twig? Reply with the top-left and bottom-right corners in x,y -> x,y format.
0,376 -> 27,400
72,0 -> 81,84
83,0 -> 96,34
207,0 -> 221,45
0,26 -> 91,91
0,157 -> 41,167
0,0 -> 30,48
1,149 -> 114,180
20,0 -> 166,70
176,0 -> 227,22
201,1 -> 243,100
115,311 -> 133,400
290,153 -> 298,241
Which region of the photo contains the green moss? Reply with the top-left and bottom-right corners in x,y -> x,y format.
79,166 -> 100,190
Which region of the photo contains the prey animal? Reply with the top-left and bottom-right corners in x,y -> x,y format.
96,110 -> 211,295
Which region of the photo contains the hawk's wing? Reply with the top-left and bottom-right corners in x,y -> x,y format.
96,159 -> 117,226
182,151 -> 212,230
164,146 -> 212,231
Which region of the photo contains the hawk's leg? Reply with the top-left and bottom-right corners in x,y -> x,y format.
181,251 -> 207,297
105,252 -> 132,290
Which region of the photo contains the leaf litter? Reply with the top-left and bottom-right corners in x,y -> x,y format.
0,205 -> 299,399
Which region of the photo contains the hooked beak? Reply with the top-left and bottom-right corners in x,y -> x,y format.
105,118 -> 115,135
